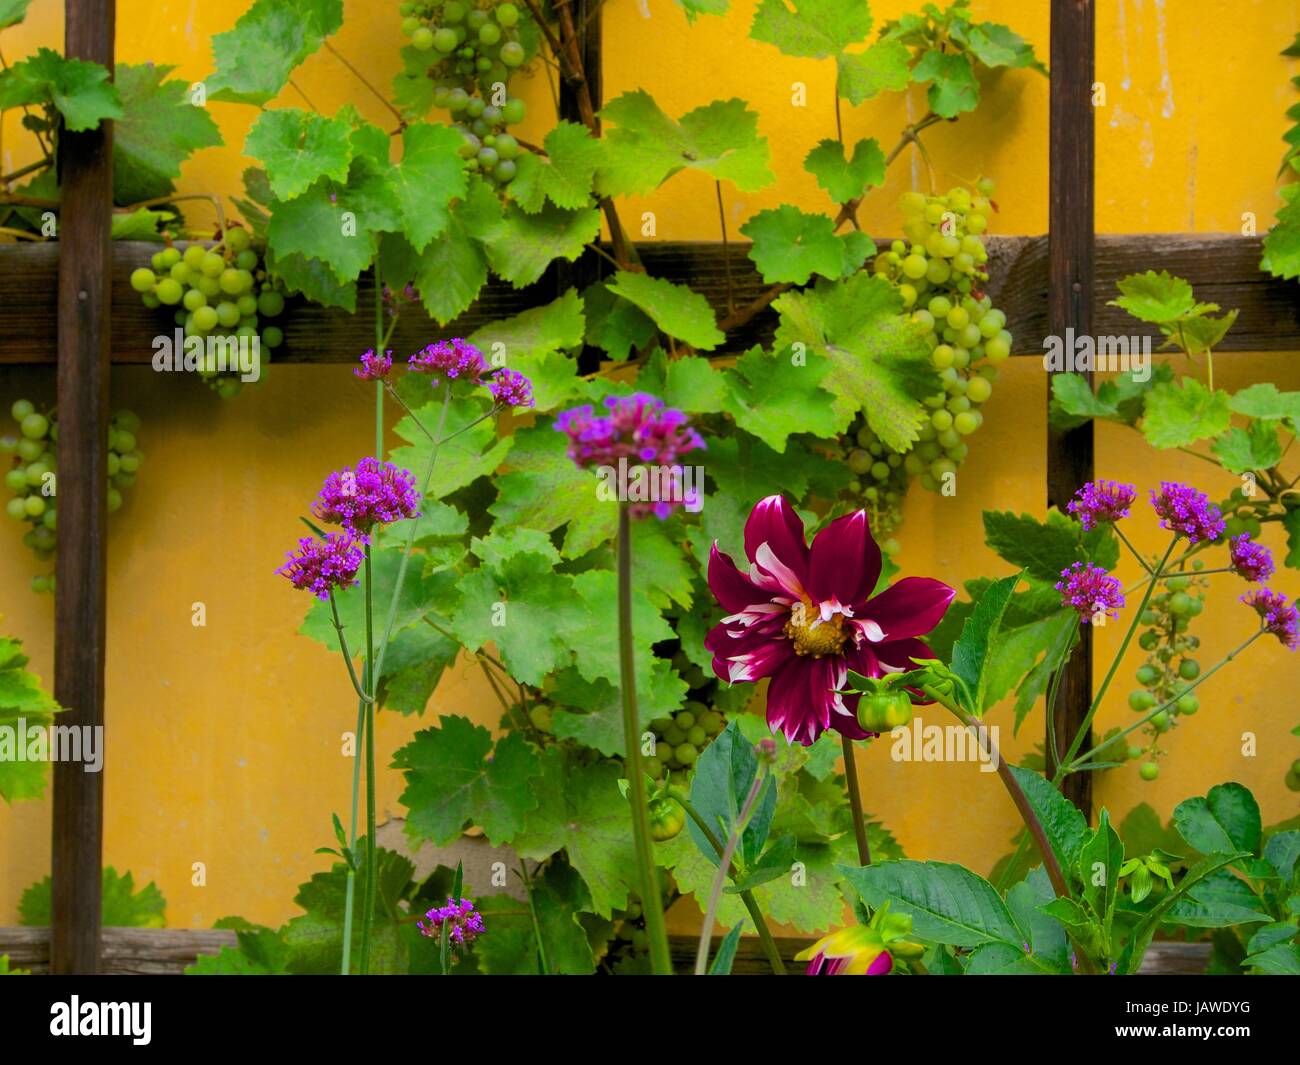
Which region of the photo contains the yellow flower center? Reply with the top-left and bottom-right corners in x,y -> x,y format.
784,601 -> 848,659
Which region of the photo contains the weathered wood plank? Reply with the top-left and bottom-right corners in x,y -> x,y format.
2,234 -> 1297,365
0,927 -> 1211,975
51,0 -> 114,977
1046,0 -> 1097,818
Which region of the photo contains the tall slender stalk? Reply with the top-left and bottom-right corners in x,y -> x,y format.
669,787 -> 787,975
359,546 -> 377,973
695,772 -> 765,975
617,503 -> 673,975
841,736 -> 872,866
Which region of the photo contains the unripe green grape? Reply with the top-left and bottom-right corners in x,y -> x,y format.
927,296 -> 952,317
925,258 -> 951,284
130,267 -> 157,293
412,25 -> 436,50
1150,710 -> 1171,732
183,243 -> 207,268
985,336 -> 1010,362
256,290 -> 285,317
235,294 -> 258,317
19,413 -> 48,440
444,0 -> 467,21
447,87 -> 469,111
262,326 -> 284,348
401,15 -> 420,35
493,159 -> 516,182
1178,658 -> 1200,680
235,249 -> 258,272
1139,762 -> 1160,781
16,439 -> 41,461
23,494 -> 44,517
168,262 -> 192,284
1135,663 -> 1160,685
211,302 -> 238,328
1175,694 -> 1199,715
502,97 -> 527,124
496,2 -> 520,25
466,95 -> 486,118
4,468 -> 27,492
870,461 -> 889,481
966,376 -> 992,404
937,235 -> 960,258
966,212 -> 987,234
847,449 -> 872,475
478,22 -> 501,44
500,40 -> 525,66
931,344 -> 955,369
946,306 -> 970,330
190,305 -> 218,333
931,409 -> 954,432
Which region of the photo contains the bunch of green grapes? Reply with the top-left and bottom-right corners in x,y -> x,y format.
443,91 -> 528,187
646,701 -> 727,784
840,416 -> 907,547
401,1 -> 529,89
128,224 -> 286,400
1,401 -> 142,594
870,179 -> 1012,493
1124,565 -> 1208,781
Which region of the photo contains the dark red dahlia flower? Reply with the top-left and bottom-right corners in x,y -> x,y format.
705,495 -> 955,745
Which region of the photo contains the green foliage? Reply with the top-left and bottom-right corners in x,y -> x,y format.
0,47 -> 121,131
20,868 -> 165,928
0,635 -> 59,803
206,0 -> 343,105
113,64 -> 223,204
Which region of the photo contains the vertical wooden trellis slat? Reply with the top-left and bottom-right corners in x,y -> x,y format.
1046,0 -> 1097,817
52,0 -> 115,974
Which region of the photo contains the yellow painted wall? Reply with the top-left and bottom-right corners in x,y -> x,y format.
2,0 -> 1299,930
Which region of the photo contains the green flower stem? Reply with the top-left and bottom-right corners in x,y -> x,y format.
695,771 -> 766,975
327,592 -> 374,705
617,503 -> 673,976
371,384 -> 453,690
1067,632 -> 1263,771
519,862 -> 551,975
922,686 -> 1071,901
1054,535 -> 1178,780
359,545 -> 377,974
668,786 -> 787,976
341,695 -> 365,976
1114,526 -> 1154,574
841,735 -> 872,867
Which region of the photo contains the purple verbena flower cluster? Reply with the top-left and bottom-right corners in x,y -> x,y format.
1067,480 -> 1136,531
554,393 -> 705,469
1229,534 -> 1275,583
409,338 -> 487,385
417,897 -> 485,947
487,368 -> 534,409
1242,588 -> 1299,650
1150,482 -> 1225,544
312,456 -> 421,536
275,532 -> 363,600
1056,562 -> 1125,624
353,348 -> 392,382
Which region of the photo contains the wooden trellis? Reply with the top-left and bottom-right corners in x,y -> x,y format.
5,0 -> 1297,972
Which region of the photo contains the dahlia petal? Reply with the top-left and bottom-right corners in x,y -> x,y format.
753,542 -> 807,599
707,542 -> 770,614
744,495 -> 809,582
706,629 -> 793,684
807,509 -> 881,608
873,637 -> 936,673
864,577 -> 956,640
765,658 -> 828,746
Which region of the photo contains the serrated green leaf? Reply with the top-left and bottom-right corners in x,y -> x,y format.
387,122 -> 468,252
394,717 -> 540,845
1229,382 -> 1300,425
741,204 -> 866,284
1141,378 -> 1232,448
509,120 -> 600,212
409,178 -> 500,323
635,349 -> 731,415
748,0 -> 871,58
207,0 -> 343,106
722,345 -> 848,450
0,0 -> 31,30
469,290 -> 584,411
0,47 -> 121,132
804,137 -> 885,204
1110,270 -> 1202,324
246,108 -> 353,201
484,201 -> 600,287
0,635 -> 60,803
912,49 -> 979,118
1174,782 -> 1262,857
836,39 -> 912,104
597,91 -> 772,196
950,573 -> 1020,712
606,270 -> 724,350
1211,422 -> 1283,475
20,867 -> 164,927
584,281 -> 657,361
772,272 -> 937,450
113,63 -> 222,204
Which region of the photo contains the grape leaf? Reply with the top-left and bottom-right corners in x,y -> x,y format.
0,0 -> 31,29
0,635 -> 59,803
634,348 -> 731,414
390,393 -> 513,501
982,509 -> 1114,584
674,0 -> 729,20
550,660 -> 689,756
514,751 -> 640,917
1141,379 -> 1232,449
1211,423 -> 1283,475
206,0 -> 344,106
451,551 -> 582,686
408,178 -> 501,323
469,291 -> 584,411
473,862 -> 595,974
245,108 -> 354,201
20,867 -> 164,927
597,91 -> 773,196
1263,182 -> 1300,281
911,49 -> 979,118
951,19 -> 1047,73
113,63 -> 222,204
508,120 -> 601,212
804,136 -> 885,204
722,344 -> 847,450
606,270 -> 725,350
382,122 -> 468,252
266,177 -> 380,284
186,923 -> 291,975
1109,270 -> 1203,324
488,424 -> 619,558
748,0 -> 871,58
1229,382 -> 1300,426
266,247 -> 357,311
484,202 -> 600,287
0,48 -> 121,132
584,281 -> 658,361
772,272 -> 937,450
394,716 -> 541,846
565,569 -> 675,689
741,205 -> 867,284
837,39 -> 912,104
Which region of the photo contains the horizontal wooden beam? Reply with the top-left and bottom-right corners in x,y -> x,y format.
0,925 -> 1209,974
1,234 -> 1297,366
